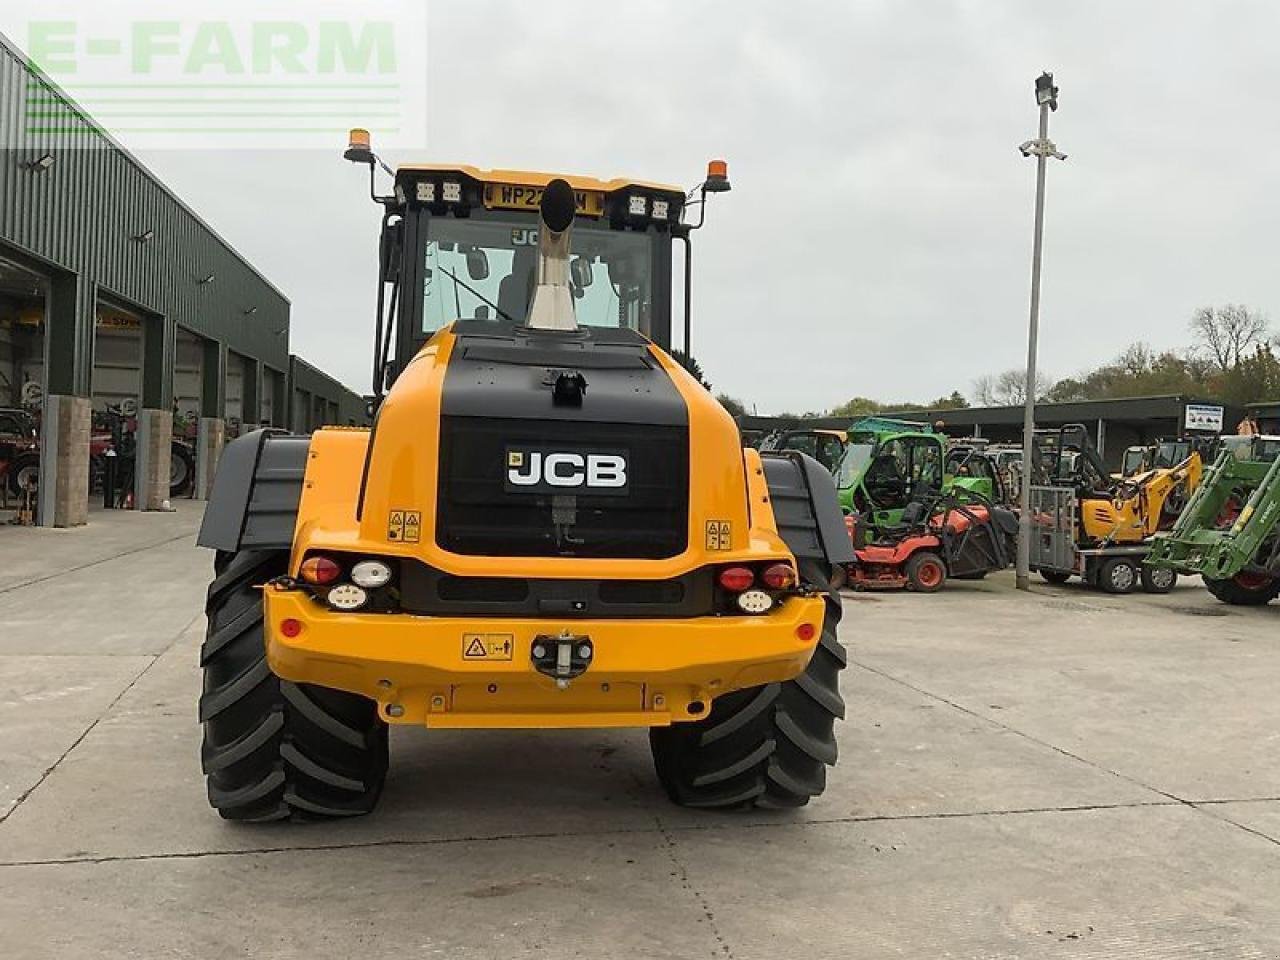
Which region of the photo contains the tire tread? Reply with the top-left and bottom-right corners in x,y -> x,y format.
200,549 -> 387,821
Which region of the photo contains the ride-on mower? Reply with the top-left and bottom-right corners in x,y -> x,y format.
194,137 -> 853,820
844,490 -> 1016,591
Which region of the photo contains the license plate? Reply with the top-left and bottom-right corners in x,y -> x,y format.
484,183 -> 604,216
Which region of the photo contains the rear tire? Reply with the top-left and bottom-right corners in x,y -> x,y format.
170,441 -> 195,497
200,549 -> 388,821
1140,565 -> 1177,594
1203,573 -> 1280,606
649,559 -> 845,810
905,551 -> 947,593
1098,557 -> 1138,594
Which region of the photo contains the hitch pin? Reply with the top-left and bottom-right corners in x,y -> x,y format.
555,632 -> 574,689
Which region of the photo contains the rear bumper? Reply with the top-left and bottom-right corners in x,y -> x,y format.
262,586 -> 826,729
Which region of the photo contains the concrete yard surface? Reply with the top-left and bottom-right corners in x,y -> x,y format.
1,505 -> 1278,958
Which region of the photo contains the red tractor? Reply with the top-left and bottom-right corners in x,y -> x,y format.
844,492 -> 1017,592
0,407 -> 40,499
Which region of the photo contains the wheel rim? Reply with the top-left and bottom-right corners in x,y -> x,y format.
1150,568 -> 1175,590
917,560 -> 944,588
170,452 -> 189,486
1111,563 -> 1135,591
16,464 -> 39,491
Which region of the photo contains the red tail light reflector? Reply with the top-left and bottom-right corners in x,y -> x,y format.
761,563 -> 797,589
300,556 -> 341,585
717,566 -> 754,592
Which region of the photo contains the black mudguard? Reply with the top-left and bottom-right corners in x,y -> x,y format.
760,451 -> 856,567
196,429 -> 310,552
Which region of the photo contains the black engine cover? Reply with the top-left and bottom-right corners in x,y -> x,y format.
436,323 -> 690,559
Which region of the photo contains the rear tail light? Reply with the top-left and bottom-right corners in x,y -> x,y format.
717,566 -> 755,592
761,563 -> 797,589
299,555 -> 341,585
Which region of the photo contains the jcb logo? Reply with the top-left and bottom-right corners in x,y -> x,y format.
505,447 -> 628,495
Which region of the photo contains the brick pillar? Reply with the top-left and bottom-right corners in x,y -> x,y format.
195,417 -> 226,500
38,394 -> 91,527
134,408 -> 174,511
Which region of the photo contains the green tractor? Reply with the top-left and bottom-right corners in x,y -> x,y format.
1146,435 -> 1280,604
833,418 -> 998,536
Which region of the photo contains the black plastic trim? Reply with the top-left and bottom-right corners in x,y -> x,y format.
196,429 -> 308,552
760,451 -> 856,565
400,561 -> 714,618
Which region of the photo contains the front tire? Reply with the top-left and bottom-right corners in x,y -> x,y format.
1140,565 -> 1177,594
7,452 -> 39,497
1040,570 -> 1071,585
1203,573 -> 1280,606
905,551 -> 947,593
200,549 -> 388,821
649,560 -> 845,810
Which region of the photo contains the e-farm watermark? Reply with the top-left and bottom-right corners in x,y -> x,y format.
4,1 -> 426,148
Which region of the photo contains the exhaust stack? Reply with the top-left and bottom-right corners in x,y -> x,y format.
525,179 -> 578,331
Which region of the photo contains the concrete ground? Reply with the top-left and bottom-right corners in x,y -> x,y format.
1,504 -> 1278,959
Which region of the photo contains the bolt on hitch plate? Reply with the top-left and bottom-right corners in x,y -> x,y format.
531,631 -> 593,689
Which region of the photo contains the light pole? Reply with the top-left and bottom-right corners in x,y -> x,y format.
1015,72 -> 1067,591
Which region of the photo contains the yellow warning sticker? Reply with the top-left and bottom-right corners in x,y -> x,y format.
705,519 -> 732,551
462,633 -> 514,661
387,509 -> 422,543
402,510 -> 421,543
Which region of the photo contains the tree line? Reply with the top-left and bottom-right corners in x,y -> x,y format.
715,304 -> 1279,418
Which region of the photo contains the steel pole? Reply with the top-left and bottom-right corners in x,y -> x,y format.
1016,102 -> 1051,591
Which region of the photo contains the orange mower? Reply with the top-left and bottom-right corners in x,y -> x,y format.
843,492 -> 1018,592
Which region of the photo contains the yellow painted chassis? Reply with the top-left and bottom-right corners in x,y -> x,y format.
264,588 -> 826,729
264,324 -> 828,730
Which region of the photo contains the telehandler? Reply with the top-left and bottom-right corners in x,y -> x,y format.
833,418 -> 996,538
194,135 -> 852,820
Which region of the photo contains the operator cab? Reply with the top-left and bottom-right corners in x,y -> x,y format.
364,162 -> 708,395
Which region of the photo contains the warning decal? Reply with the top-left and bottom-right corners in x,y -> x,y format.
704,519 -> 732,551
462,634 -> 514,661
402,511 -> 421,543
387,509 -> 422,543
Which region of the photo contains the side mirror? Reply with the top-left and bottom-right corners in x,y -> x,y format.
570,256 -> 593,291
465,246 -> 489,281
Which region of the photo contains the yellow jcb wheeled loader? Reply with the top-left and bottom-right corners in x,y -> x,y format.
194,138 -> 853,820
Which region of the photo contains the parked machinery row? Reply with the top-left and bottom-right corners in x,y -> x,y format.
0,399 -> 195,508
756,417 -> 1225,597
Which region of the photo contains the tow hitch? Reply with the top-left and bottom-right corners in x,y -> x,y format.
531,631 -> 593,688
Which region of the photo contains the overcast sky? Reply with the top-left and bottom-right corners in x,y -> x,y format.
37,1 -> 1280,413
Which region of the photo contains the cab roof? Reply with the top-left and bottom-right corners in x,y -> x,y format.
395,164 -> 684,196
